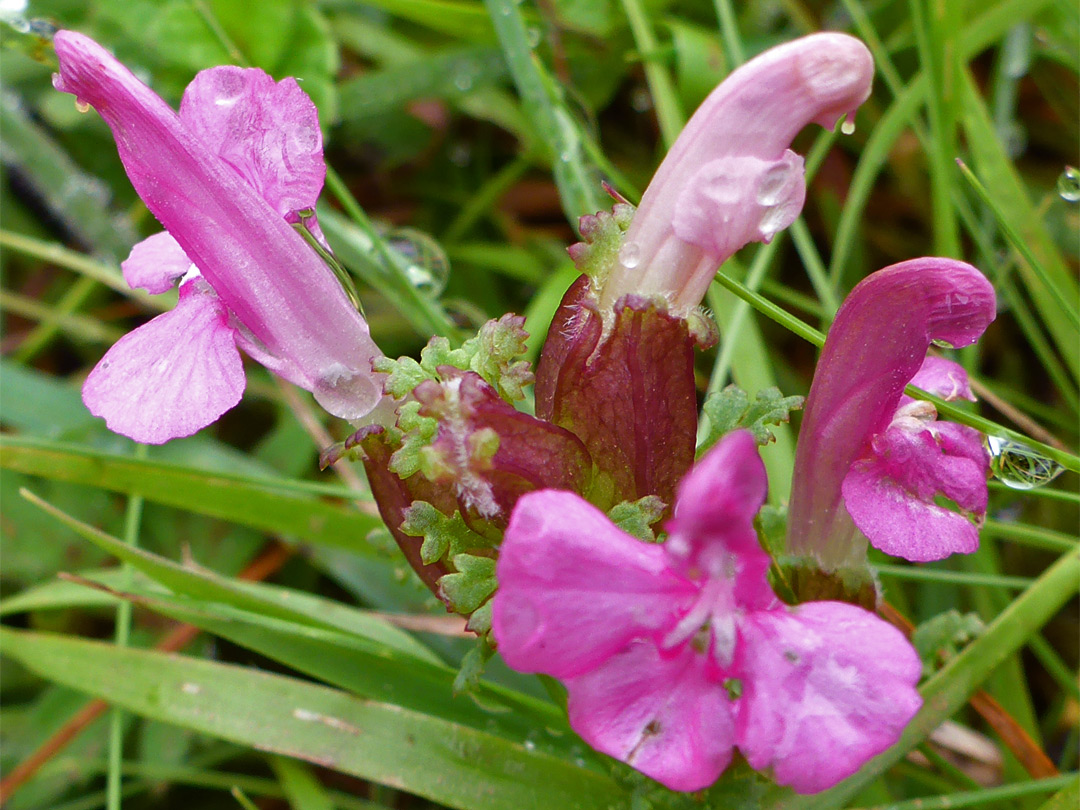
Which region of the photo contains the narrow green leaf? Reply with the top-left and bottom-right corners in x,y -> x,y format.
0,629 -> 625,810
16,488 -> 436,662
484,0 -> 606,227
270,755 -> 341,810
788,550 -> 1080,809
0,435 -> 383,552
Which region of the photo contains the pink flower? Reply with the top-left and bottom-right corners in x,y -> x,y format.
598,33 -> 874,311
54,31 -> 383,444
492,431 -> 921,793
787,259 -> 997,567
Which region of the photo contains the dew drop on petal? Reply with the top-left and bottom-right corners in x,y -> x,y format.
618,240 -> 641,269
986,435 -> 1064,490
840,117 -> 856,135
756,163 -> 798,207
75,98 -> 90,113
1057,166 -> 1080,202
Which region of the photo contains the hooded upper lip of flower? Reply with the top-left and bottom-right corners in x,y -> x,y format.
786,258 -> 997,568
492,430 -> 922,793
596,32 -> 875,312
53,30 -> 384,444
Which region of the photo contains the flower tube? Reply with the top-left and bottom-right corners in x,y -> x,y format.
534,33 -> 874,511
54,31 -> 383,443
787,258 -> 997,569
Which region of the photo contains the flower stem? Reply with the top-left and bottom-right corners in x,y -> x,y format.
106,443 -> 148,810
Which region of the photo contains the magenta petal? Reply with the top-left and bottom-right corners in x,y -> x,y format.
673,149 -> 806,258
602,33 -> 873,309
737,602 -> 922,794
841,425 -> 986,561
787,258 -> 996,568
180,66 -> 325,217
122,231 -> 194,294
566,641 -> 736,792
904,355 -> 975,403
666,430 -> 768,564
492,490 -> 695,679
82,281 -> 244,444
54,31 -> 383,422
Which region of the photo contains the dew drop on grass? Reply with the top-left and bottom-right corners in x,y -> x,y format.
986,435 -> 1064,490
387,227 -> 450,297
1057,166 -> 1080,202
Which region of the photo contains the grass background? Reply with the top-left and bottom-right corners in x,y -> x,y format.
0,0 -> 1077,808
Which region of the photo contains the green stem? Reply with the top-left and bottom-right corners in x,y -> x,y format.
106,443 -> 148,810
850,774 -> 1077,810
13,275 -> 103,362
323,167 -> 460,341
619,0 -> 684,147
712,0 -> 745,65
872,563 -> 1031,590
190,0 -> 250,66
0,230 -> 164,310
983,519 -> 1078,552
0,287 -> 122,345
956,159 -> 1080,330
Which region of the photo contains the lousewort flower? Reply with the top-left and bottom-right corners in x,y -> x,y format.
54,31 -> 383,444
534,33 -> 874,513
597,32 -> 874,312
787,258 -> 996,568
492,431 -> 922,793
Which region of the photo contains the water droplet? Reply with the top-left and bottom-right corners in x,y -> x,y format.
840,117 -> 856,135
453,73 -> 473,92
387,227 -> 450,297
526,26 -> 542,47
1057,166 -> 1080,202
630,86 -> 652,113
449,142 -> 471,166
618,241 -> 641,269
930,338 -> 955,349
756,163 -> 796,207
1000,121 -> 1027,158
74,98 -> 90,113
757,202 -> 799,241
8,16 -> 30,34
523,739 -> 536,751
986,436 -> 1064,490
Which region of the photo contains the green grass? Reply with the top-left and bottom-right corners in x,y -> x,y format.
1,1 -> 1077,809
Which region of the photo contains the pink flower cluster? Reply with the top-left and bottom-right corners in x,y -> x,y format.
55,28 -> 997,797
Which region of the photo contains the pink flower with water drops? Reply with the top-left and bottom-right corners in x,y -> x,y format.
492,431 -> 922,793
54,31 -> 383,444
787,258 -> 996,568
598,32 -> 874,312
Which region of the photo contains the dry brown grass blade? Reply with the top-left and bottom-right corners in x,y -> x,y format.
0,541 -> 293,806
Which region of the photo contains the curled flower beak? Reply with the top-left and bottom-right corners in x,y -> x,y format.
599,32 -> 874,311
787,257 -> 997,569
